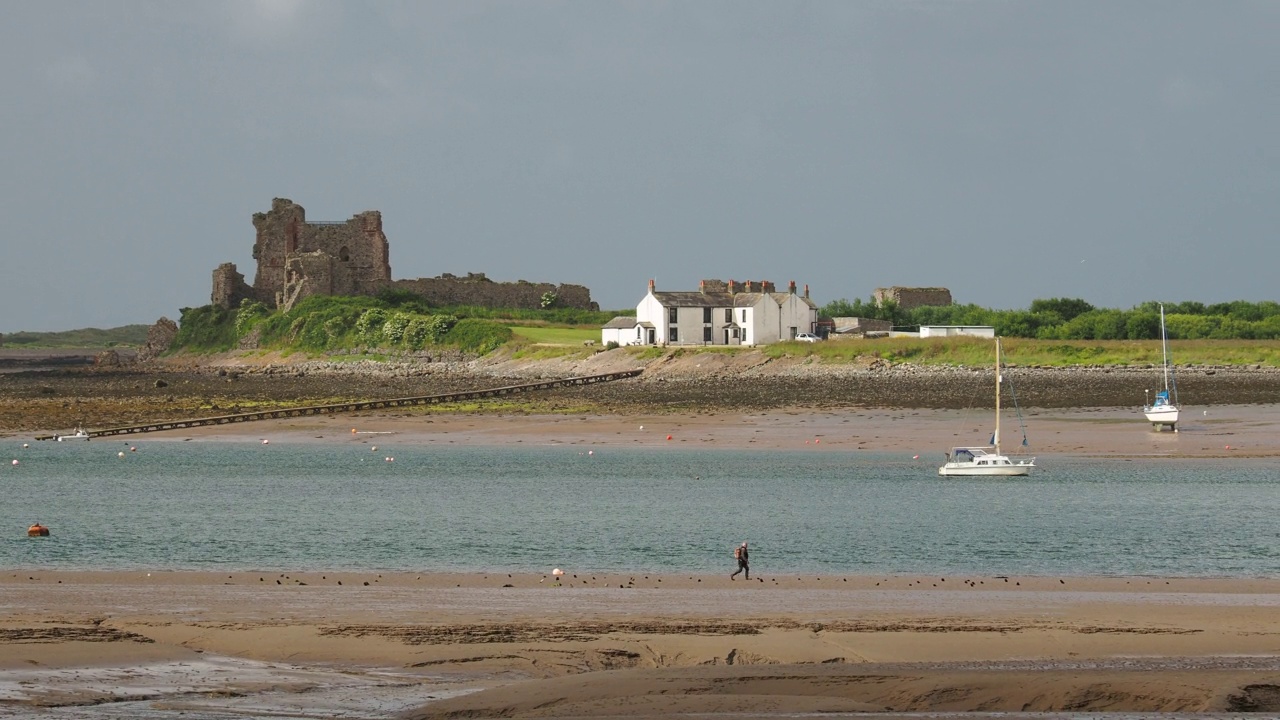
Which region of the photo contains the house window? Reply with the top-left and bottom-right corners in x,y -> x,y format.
702,308 -> 711,323
725,309 -> 732,322
668,307 -> 678,324
789,327 -> 798,339
703,327 -> 712,342
741,309 -> 747,322
669,328 -> 678,342
732,328 -> 739,339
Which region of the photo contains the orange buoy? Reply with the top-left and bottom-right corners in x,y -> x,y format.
27,524 -> 49,537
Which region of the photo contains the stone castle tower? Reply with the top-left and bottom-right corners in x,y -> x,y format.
213,198 -> 391,311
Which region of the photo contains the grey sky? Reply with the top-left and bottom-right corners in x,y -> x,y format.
3,1 -> 1277,332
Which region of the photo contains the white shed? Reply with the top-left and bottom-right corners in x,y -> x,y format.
918,325 -> 996,338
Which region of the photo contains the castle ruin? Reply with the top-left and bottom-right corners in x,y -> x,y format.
212,198 -> 596,312
873,286 -> 952,310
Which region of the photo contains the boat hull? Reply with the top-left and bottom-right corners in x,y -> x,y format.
939,463 -> 1033,477
1144,406 -> 1179,427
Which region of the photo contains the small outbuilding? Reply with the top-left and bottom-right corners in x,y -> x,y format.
918,325 -> 996,338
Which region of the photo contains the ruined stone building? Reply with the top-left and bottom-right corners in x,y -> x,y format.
872,286 -> 952,310
212,198 -> 596,312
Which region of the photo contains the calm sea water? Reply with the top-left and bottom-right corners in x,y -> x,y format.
2,440 -> 1278,577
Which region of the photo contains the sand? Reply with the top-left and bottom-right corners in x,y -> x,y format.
4,406 -> 1280,716
106,402 -> 1280,458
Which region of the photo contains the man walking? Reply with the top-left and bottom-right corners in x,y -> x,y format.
730,541 -> 749,580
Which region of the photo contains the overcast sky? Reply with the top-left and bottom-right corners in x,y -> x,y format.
3,1 -> 1277,332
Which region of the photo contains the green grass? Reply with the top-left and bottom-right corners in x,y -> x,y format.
2,325 -> 151,349
758,337 -> 1280,367
508,326 -> 600,345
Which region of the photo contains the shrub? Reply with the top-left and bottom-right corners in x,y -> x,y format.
446,318 -> 512,355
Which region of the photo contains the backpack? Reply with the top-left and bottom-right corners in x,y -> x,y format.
733,546 -> 742,560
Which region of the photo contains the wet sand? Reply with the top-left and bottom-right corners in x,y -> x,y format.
3,571 -> 1280,716
112,402 -> 1280,458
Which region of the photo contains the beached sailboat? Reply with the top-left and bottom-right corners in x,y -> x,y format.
939,337 -> 1035,477
1143,303 -> 1180,432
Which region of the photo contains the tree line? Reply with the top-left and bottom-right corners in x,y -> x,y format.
819,298 -> 1280,340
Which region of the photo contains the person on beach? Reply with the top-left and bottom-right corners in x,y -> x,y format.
730,541 -> 749,580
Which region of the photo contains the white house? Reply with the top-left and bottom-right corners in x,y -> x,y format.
602,279 -> 819,347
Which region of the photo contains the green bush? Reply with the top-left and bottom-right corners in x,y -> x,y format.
174,305 -> 238,351
446,318 -> 512,355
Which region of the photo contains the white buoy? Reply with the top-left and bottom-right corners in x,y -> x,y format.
371,446 -> 377,451
639,425 -> 644,430
11,459 -> 18,466
262,439 -> 269,445
552,568 -> 564,577
22,443 -> 28,449
118,451 -> 125,458
588,450 -> 594,455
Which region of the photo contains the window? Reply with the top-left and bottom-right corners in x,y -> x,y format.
703,307 -> 712,323
741,309 -> 747,322
669,328 -> 678,342
668,307 -> 678,324
725,309 -> 732,322
789,326 -> 798,339
703,327 -> 712,342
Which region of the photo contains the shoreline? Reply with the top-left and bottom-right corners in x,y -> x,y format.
4,571 -> 1280,716
10,403 -> 1276,458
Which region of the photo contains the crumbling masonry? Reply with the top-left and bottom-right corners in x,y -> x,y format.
212,198 -> 596,312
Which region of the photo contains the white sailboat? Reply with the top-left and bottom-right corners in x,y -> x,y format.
939,337 -> 1035,477
1143,303 -> 1180,432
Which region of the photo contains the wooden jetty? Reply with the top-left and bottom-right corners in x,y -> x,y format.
35,369 -> 642,441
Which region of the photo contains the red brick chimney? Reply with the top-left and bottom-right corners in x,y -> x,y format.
648,279 -> 655,293
789,280 -> 796,294
804,284 -> 809,299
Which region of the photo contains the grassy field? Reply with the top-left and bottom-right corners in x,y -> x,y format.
508,325 -> 600,345
1,325 -> 150,349
758,336 -> 1280,367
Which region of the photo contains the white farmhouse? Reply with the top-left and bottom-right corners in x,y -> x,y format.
602,279 -> 819,347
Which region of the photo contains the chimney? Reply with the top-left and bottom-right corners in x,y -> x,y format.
728,279 -> 737,294
648,279 -> 655,293
804,284 -> 809,299
789,280 -> 796,294
699,279 -> 705,294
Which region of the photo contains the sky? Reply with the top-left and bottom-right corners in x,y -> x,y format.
2,1 -> 1278,333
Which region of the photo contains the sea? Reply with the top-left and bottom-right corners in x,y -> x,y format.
2,439 -> 1278,577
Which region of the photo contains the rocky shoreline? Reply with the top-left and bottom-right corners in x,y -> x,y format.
3,348 -> 1280,434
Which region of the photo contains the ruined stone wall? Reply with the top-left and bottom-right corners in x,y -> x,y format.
215,198 -> 595,312
300,213 -> 390,296
211,263 -> 257,308
390,275 -> 597,311
278,251 -> 335,310
247,198 -> 390,308
873,286 -> 952,310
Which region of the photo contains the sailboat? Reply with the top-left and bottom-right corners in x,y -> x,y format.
1143,303 -> 1180,432
939,337 -> 1035,477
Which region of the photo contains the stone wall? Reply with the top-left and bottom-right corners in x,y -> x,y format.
241,198 -> 391,311
211,263 -> 256,308
390,274 -> 597,311
139,317 -> 178,361
213,198 -> 595,312
873,286 -> 952,310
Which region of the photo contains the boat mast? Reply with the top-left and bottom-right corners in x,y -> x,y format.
994,336 -> 1002,452
1160,304 -> 1170,394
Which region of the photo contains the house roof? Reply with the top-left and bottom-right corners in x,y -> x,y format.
651,290 -> 817,310
602,316 -> 639,329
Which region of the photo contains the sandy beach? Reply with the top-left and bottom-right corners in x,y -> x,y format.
115,402 -> 1280,459
5,403 -> 1280,716
3,570 -> 1280,716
